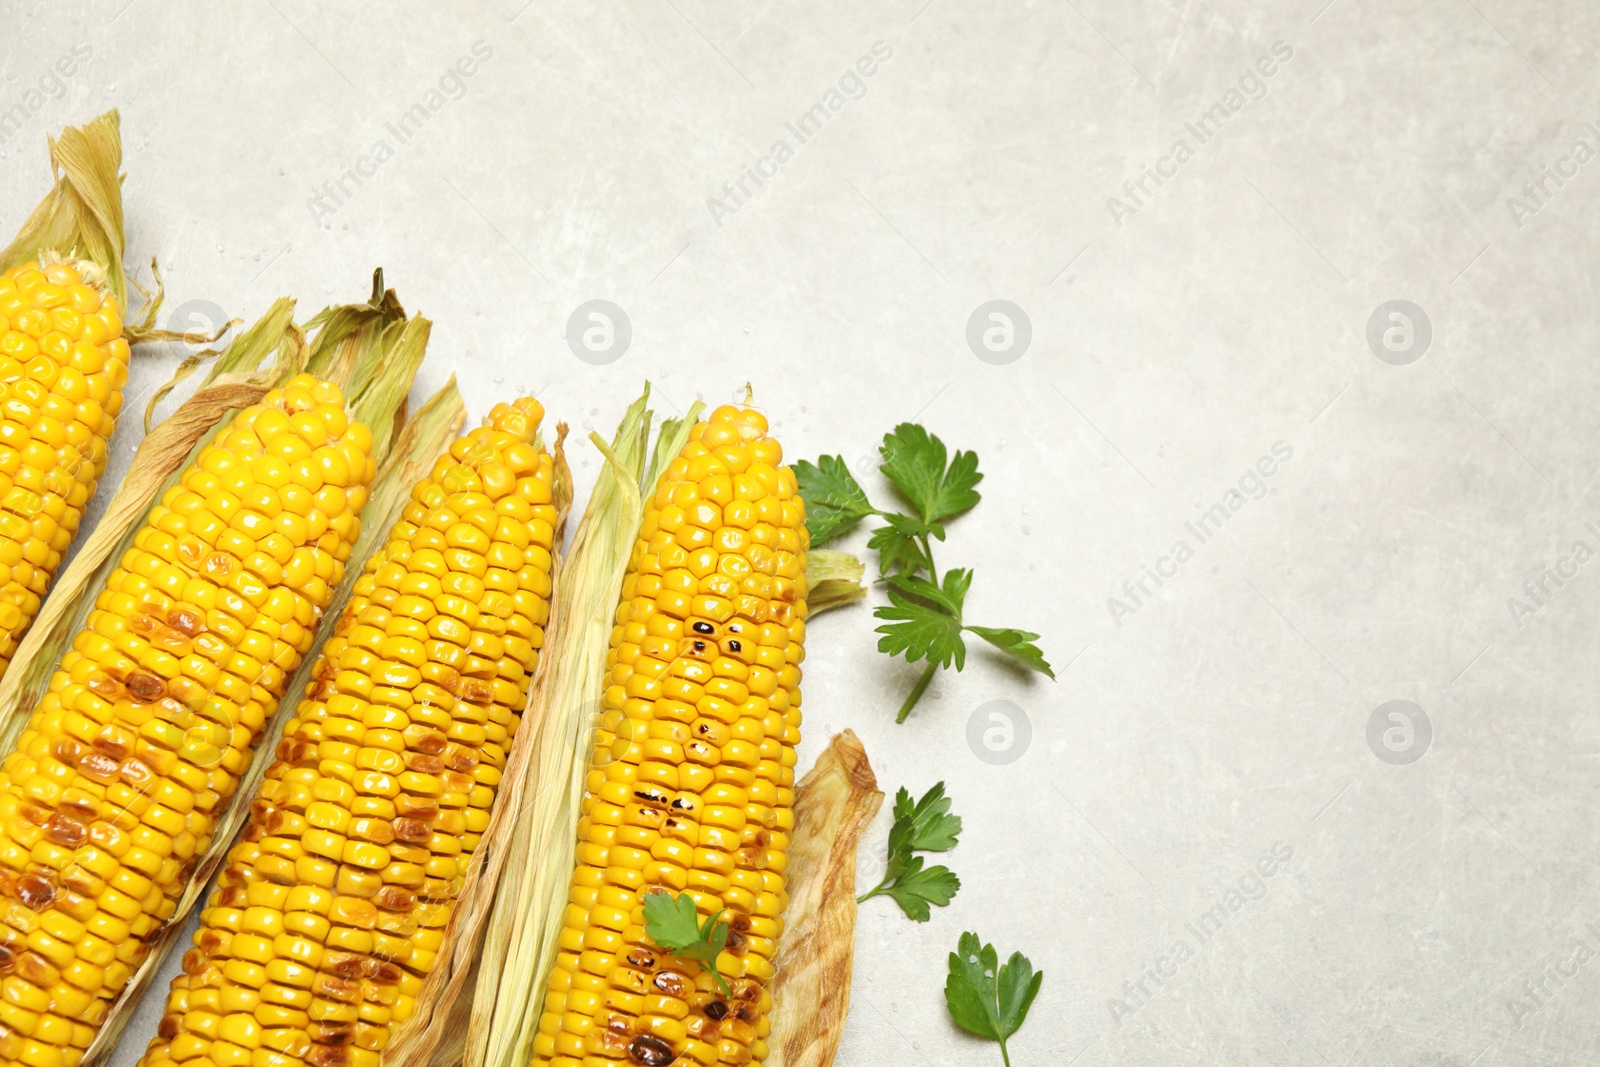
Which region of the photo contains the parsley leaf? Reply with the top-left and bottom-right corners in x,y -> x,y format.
945,931 -> 1044,1067
880,423 -> 983,525
797,423 -> 1051,723
866,512 -> 940,575
941,567 -> 973,609
794,455 -> 875,545
883,570 -> 967,617
874,592 -> 966,672
884,857 -> 960,921
889,782 -> 963,855
859,783 -> 963,921
642,890 -> 732,997
965,626 -> 1056,679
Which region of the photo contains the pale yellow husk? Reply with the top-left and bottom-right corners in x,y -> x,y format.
0,110 -> 129,308
807,549 -> 868,615
767,731 -> 883,1067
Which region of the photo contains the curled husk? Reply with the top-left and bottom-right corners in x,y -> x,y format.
806,549 -> 867,615
767,730 -> 884,1067
0,110 -> 129,307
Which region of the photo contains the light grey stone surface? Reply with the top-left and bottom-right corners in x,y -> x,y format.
4,0 -> 1600,1064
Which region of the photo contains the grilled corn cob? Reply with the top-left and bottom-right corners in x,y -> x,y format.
0,372 -> 377,1067
141,399 -> 558,1067
533,403 -> 807,1067
0,111 -> 131,683
0,258 -> 127,675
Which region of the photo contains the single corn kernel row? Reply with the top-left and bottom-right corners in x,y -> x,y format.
141,399 -> 559,1067
0,373 -> 377,1067
533,404 -> 807,1067
0,259 -> 131,677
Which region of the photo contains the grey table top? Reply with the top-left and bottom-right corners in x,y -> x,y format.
5,1 -> 1599,1064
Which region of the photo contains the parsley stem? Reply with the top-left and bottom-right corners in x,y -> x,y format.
706,966 -> 733,999
855,876 -> 891,904
991,962 -> 1015,1067
896,661 -> 938,723
891,532 -> 950,723
918,533 -> 940,585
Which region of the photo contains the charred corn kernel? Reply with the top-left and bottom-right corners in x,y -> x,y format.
0,375 -> 377,1058
0,261 -> 130,679
534,405 -> 805,1067
144,401 -> 556,1067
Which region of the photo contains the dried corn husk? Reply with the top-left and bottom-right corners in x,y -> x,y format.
0,274 -> 447,1066
767,731 -> 884,1067
0,109 -> 184,346
1,110 -> 130,309
808,549 -> 868,615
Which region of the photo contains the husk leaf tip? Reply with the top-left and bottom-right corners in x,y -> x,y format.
0,109 -> 128,308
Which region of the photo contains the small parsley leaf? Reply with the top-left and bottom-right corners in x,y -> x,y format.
883,857 -> 960,921
642,890 -> 732,997
859,783 -> 963,921
965,626 -> 1056,678
866,512 -> 942,576
945,932 -> 1043,1067
941,567 -> 973,608
794,455 -> 875,544
874,592 -> 966,671
867,523 -> 921,576
880,423 -> 983,525
883,572 -> 964,617
889,782 -> 963,857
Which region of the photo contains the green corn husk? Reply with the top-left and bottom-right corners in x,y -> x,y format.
0,272 -> 446,1067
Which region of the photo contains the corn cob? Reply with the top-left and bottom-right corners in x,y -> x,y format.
0,372 -> 377,1067
141,399 -> 559,1067
0,260 -> 127,675
533,403 -> 807,1067
0,107 -> 134,681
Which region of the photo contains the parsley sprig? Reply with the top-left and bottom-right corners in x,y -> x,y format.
641,890 -> 732,997
857,782 -> 962,921
797,424 -> 1054,722
945,931 -> 1044,1067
